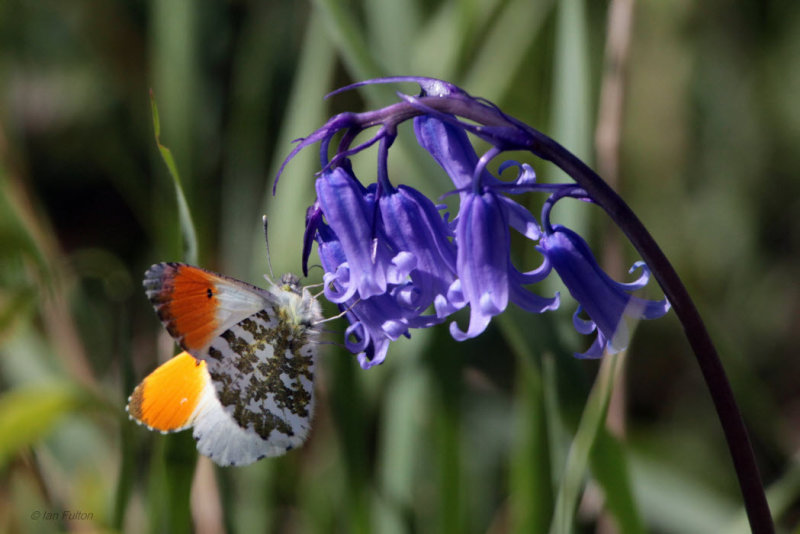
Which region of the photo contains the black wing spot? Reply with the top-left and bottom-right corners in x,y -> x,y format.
206,288 -> 214,299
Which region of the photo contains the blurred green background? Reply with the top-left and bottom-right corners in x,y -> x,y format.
1,0 -> 799,533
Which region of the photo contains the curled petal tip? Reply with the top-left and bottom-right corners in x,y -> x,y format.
540,225 -> 669,357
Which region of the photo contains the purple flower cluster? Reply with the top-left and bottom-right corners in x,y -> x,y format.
278,77 -> 669,368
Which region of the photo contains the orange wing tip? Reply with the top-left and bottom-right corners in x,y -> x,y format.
143,263 -> 221,351
127,351 -> 210,433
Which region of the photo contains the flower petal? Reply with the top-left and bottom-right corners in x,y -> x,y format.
414,116 -> 493,190
539,225 -> 669,357
499,195 -> 542,241
378,184 -> 457,310
509,267 -> 560,314
315,167 -> 390,299
448,190 -> 510,340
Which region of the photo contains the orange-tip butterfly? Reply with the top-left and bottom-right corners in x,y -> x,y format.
127,260 -> 322,466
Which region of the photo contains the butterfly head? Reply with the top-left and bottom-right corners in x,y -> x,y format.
266,272 -> 322,330
278,272 -> 302,295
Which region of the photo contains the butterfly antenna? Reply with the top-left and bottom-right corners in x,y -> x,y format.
303,281 -> 325,290
314,298 -> 361,326
299,281 -> 325,298
262,215 -> 275,281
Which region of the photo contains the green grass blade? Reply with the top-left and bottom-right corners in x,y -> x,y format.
548,0 -> 592,234
462,0 -> 554,101
497,307 -> 555,531
311,0 -> 394,105
329,353 -> 371,534
549,354 -> 621,534
0,286 -> 37,339
364,0 -> 417,73
542,352 -> 569,494
376,363 -> 431,533
590,426 -> 645,534
0,383 -> 89,468
163,433 -> 197,534
150,90 -> 198,265
509,353 -> 553,533
312,0 -> 382,79
552,0 -> 592,164
217,3 -> 298,274
425,330 -> 467,534
629,450 -> 736,533
410,1 -> 461,80
258,10 -> 336,279
148,91 -> 199,533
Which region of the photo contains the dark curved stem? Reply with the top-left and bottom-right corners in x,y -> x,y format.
527,130 -> 774,534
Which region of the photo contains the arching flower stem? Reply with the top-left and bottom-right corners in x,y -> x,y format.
523,127 -> 774,534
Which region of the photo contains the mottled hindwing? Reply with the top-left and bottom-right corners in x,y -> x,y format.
136,262 -> 323,466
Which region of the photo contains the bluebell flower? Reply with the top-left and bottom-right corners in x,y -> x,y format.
278,76 -> 670,365
377,182 -> 458,314
303,159 -> 458,308
434,186 -> 558,340
537,193 -> 670,357
312,166 -> 391,301
416,114 -> 558,339
314,219 -> 442,368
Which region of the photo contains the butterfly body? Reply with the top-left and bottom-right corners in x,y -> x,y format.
128,262 -> 321,466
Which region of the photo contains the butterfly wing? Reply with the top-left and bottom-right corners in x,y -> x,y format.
126,351 -> 210,433
135,263 -> 322,465
197,287 -> 319,465
126,350 -> 296,465
143,262 -> 270,357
